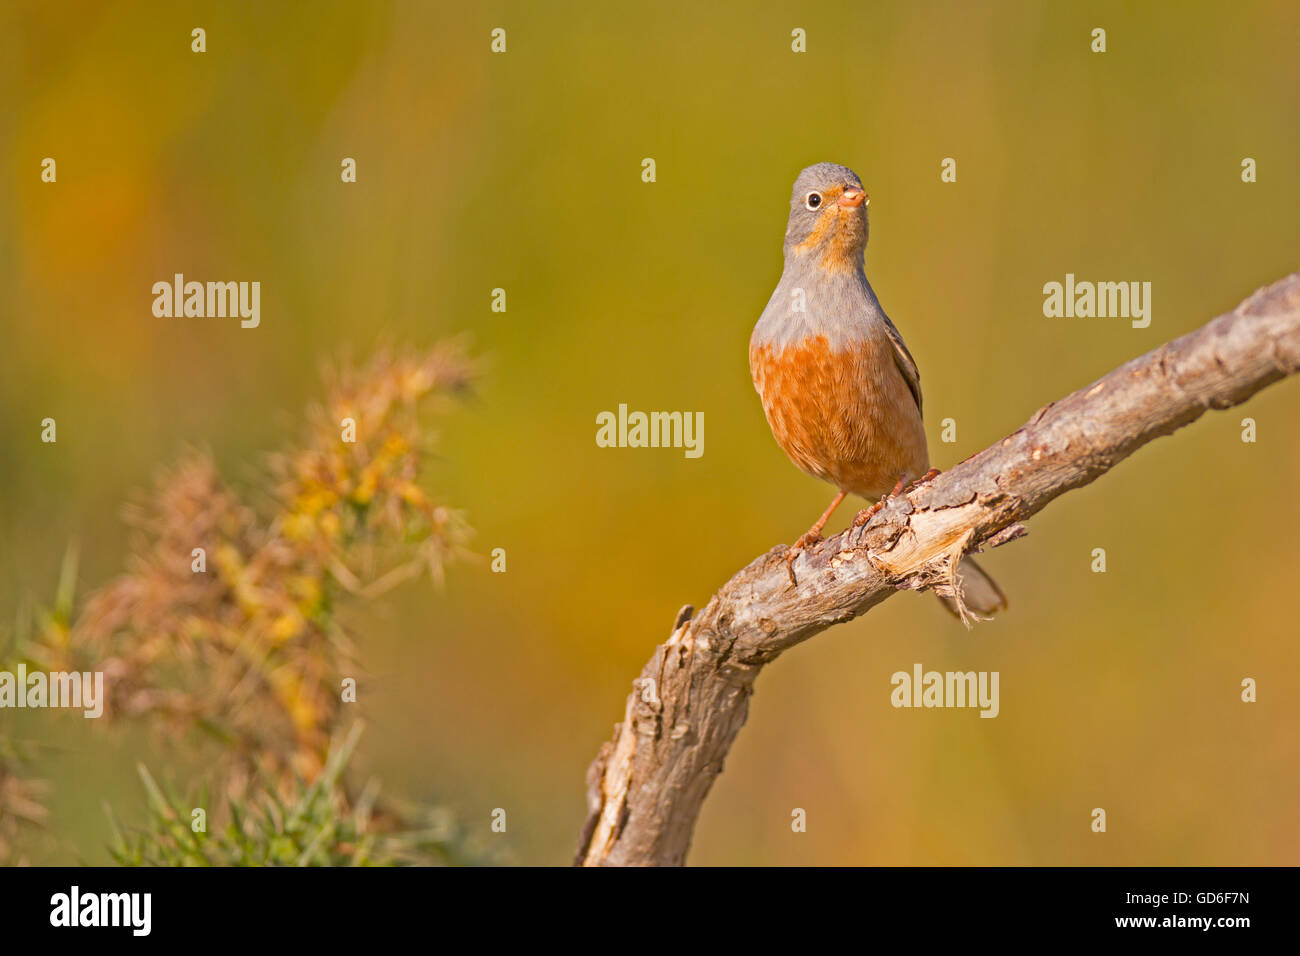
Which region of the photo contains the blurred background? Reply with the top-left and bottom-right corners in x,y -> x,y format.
2,0 -> 1298,865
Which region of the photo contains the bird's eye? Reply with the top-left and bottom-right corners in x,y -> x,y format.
805,192 -> 822,210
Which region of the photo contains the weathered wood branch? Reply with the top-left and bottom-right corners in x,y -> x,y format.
576,271 -> 1300,867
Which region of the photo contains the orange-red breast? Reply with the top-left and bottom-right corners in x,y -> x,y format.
750,162 -> 1005,616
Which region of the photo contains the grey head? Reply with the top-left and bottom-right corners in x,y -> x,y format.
782,162 -> 869,265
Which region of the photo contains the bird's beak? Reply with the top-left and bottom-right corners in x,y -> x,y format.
839,187 -> 867,208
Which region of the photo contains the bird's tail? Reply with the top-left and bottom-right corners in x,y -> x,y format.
936,556 -> 1007,623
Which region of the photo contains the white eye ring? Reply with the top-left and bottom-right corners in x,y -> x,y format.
804,192 -> 822,211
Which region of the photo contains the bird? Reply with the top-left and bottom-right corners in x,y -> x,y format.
749,161 -> 1006,617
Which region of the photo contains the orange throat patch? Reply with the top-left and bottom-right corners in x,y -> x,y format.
791,195 -> 866,275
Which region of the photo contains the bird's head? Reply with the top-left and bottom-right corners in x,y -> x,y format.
782,162 -> 869,274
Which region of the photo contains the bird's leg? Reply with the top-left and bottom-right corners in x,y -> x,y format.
785,490 -> 847,585
851,475 -> 907,529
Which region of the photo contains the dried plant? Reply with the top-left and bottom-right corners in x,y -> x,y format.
0,598 -> 57,865
16,344 -> 475,847
0,735 -> 49,866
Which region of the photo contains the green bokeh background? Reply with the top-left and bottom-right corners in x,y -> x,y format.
2,0 -> 1298,865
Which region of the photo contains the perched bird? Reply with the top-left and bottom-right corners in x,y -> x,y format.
749,161 -> 1006,617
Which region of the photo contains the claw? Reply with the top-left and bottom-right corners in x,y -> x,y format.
846,468 -> 945,548
785,530 -> 822,585
848,492 -> 892,547
851,500 -> 884,528
783,491 -> 847,586
905,467 -> 942,494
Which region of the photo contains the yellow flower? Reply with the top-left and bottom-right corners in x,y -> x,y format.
381,432 -> 409,457
352,467 -> 379,505
319,512 -> 341,539
269,611 -> 303,643
289,575 -> 323,612
214,543 -> 243,577
399,482 -> 427,508
283,512 -> 314,541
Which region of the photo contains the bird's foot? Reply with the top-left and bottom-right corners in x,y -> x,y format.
851,500 -> 885,529
850,488 -> 898,543
905,467 -> 942,493
785,530 -> 823,586
849,469 -> 944,545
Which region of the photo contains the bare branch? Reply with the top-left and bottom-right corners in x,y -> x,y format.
576,270 -> 1300,867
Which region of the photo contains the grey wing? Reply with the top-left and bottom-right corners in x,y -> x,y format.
880,313 -> 923,416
